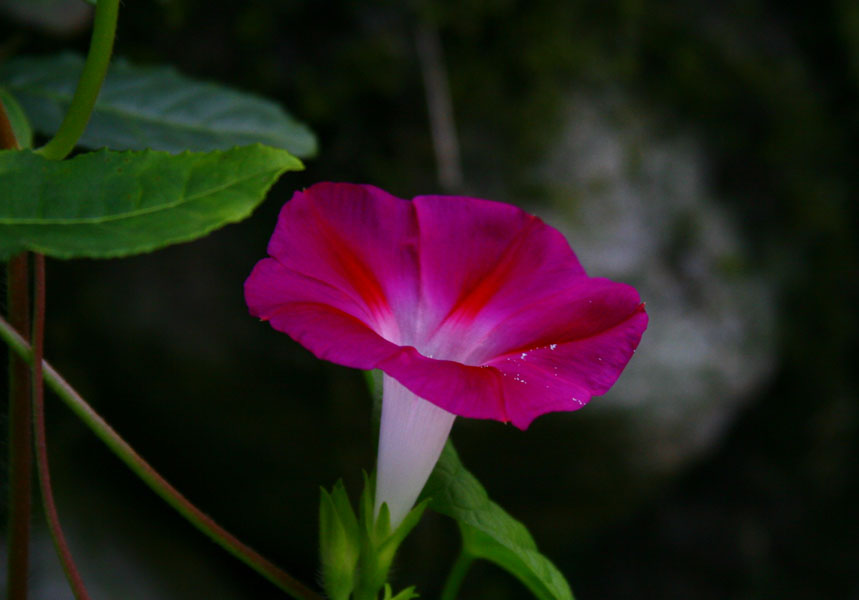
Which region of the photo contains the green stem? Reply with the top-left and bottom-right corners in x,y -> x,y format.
30,255 -> 91,599
5,254 -> 32,600
439,548 -> 474,600
35,0 -> 120,161
0,316 -> 325,600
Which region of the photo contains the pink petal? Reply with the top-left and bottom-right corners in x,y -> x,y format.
245,183 -> 648,429
489,305 -> 648,428
411,195 -> 586,359
472,277 -> 646,364
261,182 -> 420,345
380,295 -> 648,428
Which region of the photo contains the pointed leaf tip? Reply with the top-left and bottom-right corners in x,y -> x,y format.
319,483 -> 361,600
374,502 -> 392,541
423,443 -> 575,600
0,90 -> 33,148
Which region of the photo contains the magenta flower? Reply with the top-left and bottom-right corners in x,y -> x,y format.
245,183 -> 647,525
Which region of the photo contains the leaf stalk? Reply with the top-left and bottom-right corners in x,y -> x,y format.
5,254 -> 32,600
439,548 -> 474,600
30,255 -> 92,599
36,0 -> 120,160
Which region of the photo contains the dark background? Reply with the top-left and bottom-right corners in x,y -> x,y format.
2,1 -> 857,598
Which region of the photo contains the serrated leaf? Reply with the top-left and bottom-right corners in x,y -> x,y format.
422,443 -> 574,600
0,53 -> 317,157
0,89 -> 33,148
0,145 -> 301,259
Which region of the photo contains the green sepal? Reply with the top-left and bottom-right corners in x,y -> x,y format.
319,481 -> 361,600
355,497 -> 429,599
376,498 -> 429,574
383,584 -> 420,600
374,502 -> 392,541
322,475 -> 427,600
331,480 -> 361,545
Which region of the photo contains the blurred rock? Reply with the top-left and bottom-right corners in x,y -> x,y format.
535,94 -> 776,476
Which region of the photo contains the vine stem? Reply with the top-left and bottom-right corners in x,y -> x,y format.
5,255 -> 31,600
4,92 -> 32,600
30,256 -> 91,599
10,0 -> 119,600
0,315 -> 325,600
36,0 -> 120,160
439,548 -> 474,600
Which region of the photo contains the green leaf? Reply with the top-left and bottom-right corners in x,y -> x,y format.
0,145 -> 302,260
0,53 -> 317,157
0,89 -> 34,148
422,443 -> 574,600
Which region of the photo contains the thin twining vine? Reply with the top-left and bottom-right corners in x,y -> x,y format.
0,314 -> 323,600
30,255 -> 91,599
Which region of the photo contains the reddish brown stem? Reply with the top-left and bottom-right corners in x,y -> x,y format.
31,255 -> 91,599
0,98 -> 21,149
5,253 -> 31,600
0,318 -> 324,600
4,94 -> 31,600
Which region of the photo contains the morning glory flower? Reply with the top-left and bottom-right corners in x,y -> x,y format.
245,183 -> 647,526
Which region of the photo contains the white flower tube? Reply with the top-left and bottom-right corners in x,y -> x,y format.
374,374 -> 456,527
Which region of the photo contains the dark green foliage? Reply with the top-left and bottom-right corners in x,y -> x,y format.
0,53 -> 317,157
0,0 -> 855,598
